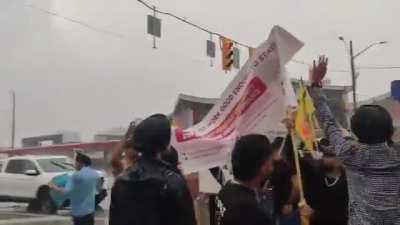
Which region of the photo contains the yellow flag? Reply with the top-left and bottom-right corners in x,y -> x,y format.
295,81 -> 316,152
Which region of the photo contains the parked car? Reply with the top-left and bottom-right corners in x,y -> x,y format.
0,155 -> 107,214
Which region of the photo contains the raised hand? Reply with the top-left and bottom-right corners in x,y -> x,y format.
310,56 -> 328,87
111,121 -> 136,177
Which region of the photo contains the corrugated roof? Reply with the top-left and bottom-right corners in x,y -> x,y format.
177,93 -> 218,105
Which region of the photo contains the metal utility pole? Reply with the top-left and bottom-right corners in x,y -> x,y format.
152,6 -> 157,49
349,41 -> 357,110
11,91 -> 16,149
339,37 -> 387,112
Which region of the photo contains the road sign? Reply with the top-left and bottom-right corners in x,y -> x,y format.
147,15 -> 161,38
207,40 -> 216,58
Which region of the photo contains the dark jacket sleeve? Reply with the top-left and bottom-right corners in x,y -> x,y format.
109,179 -> 124,225
282,135 -> 296,175
270,160 -> 292,215
165,173 -> 197,225
221,201 -> 271,225
299,155 -> 323,208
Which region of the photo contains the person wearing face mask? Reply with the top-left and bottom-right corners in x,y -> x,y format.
299,139 -> 348,225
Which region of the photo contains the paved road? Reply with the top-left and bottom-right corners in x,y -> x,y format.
0,202 -> 109,225
0,176 -> 113,224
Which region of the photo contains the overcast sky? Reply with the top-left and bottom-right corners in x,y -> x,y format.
1,0 -> 399,147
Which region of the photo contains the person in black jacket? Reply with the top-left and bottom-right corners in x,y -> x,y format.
161,146 -> 181,174
270,136 -> 301,225
109,114 -> 197,225
301,140 -> 348,225
218,134 -> 274,225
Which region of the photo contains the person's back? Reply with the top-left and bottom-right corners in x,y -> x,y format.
69,167 -> 100,217
109,114 -> 196,225
308,56 -> 400,225
344,143 -> 400,224
313,101 -> 400,224
110,157 -> 196,225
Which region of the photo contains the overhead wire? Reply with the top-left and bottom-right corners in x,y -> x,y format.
26,4 -> 125,39
358,66 -> 400,70
26,1 -> 356,73
137,0 -> 323,68
137,0 -> 252,48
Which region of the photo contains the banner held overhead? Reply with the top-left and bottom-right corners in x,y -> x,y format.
172,26 -> 303,173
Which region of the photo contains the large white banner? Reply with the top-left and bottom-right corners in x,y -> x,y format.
172,26 -> 303,173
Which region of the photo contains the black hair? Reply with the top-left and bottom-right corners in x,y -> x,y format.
76,152 -> 92,166
351,105 -> 394,144
319,138 -> 330,148
231,134 -> 273,182
133,114 -> 171,157
161,146 -> 179,168
318,138 -> 334,156
271,137 -> 285,151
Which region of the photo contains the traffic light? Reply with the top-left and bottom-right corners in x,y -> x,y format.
221,37 -> 234,71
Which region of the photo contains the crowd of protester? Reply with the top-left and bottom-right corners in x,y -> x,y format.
109,56 -> 400,225
52,56 -> 400,225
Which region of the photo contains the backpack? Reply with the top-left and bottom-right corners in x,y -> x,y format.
109,168 -> 175,225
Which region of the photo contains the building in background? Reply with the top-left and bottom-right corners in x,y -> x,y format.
291,79 -> 352,129
171,94 -> 217,129
21,131 -> 81,148
94,127 -> 126,142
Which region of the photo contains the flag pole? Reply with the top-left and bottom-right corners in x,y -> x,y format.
290,131 -> 310,225
290,132 -> 305,201
277,136 -> 287,157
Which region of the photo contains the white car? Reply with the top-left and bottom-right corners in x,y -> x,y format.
0,155 -> 108,213
0,155 -> 74,203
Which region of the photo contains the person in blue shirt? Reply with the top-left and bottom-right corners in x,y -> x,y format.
50,152 -> 100,225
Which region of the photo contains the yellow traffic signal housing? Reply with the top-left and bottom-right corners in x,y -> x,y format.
221,38 -> 234,71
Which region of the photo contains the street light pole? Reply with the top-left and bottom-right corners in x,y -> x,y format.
353,41 -> 388,59
11,91 -> 16,149
349,41 -> 357,109
338,37 -> 387,111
